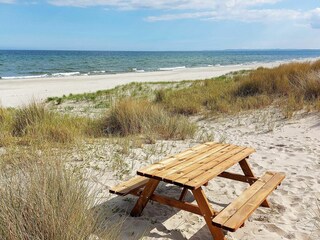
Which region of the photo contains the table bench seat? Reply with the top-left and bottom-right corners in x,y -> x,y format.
109,176 -> 149,196
212,171 -> 285,232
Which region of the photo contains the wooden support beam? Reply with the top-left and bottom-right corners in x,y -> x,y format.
152,193 -> 202,215
239,159 -> 270,207
192,187 -> 225,240
130,188 -> 203,215
179,187 -> 188,201
130,179 -> 160,217
218,171 -> 258,184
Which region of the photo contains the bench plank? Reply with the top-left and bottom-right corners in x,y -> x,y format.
109,176 -> 149,196
212,172 -> 285,232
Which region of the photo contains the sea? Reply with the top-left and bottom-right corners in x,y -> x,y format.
1,50 -> 320,79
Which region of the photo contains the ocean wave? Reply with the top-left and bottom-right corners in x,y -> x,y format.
52,72 -> 81,77
131,68 -> 145,73
90,70 -> 106,74
1,74 -> 49,80
158,66 -> 186,71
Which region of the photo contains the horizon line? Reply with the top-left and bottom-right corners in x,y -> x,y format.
1,48 -> 320,52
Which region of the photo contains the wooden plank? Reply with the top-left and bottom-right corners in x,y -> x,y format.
223,172 -> 285,231
184,148 -> 255,189
239,159 -> 270,207
138,142 -> 217,175
141,143 -> 220,177
192,187 -> 226,240
218,171 -> 258,184
174,147 -> 251,188
168,146 -> 242,185
130,179 -> 160,217
212,172 -> 285,232
109,176 -> 149,196
150,144 -> 232,181
213,172 -> 274,229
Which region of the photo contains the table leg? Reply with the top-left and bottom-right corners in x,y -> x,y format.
239,158 -> 270,207
130,179 -> 160,217
192,187 -> 225,240
179,187 -> 188,201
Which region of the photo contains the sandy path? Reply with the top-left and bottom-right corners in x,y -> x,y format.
1,59 -> 317,108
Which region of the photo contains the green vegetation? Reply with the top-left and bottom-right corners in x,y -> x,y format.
155,61 -> 320,116
46,81 -> 192,114
102,98 -> 197,140
1,97 -> 196,148
0,102 -> 100,146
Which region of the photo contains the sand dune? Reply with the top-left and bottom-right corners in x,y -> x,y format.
84,108 -> 320,240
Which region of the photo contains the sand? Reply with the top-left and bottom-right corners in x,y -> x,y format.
76,108 -> 320,240
1,58 -> 319,108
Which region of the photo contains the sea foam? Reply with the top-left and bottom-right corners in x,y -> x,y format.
158,66 -> 186,71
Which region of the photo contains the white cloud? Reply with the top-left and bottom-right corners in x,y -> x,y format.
47,0 -> 320,29
48,0 -> 281,10
310,8 -> 320,29
146,9 -> 305,22
0,0 -> 15,3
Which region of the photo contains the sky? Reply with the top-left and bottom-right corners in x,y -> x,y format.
0,0 -> 320,51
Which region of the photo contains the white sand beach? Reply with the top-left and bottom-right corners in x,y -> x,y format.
86,108 -> 320,240
1,57 -> 320,240
1,58 -> 318,108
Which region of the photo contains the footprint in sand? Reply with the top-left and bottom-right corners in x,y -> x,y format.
264,223 -> 288,237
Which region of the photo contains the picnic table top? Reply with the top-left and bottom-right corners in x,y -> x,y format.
137,142 -> 255,189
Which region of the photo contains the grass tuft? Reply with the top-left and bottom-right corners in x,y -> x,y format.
103,98 -> 196,140
11,102 -> 88,144
0,160 -> 108,240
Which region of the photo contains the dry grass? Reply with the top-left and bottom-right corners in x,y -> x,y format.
0,102 -> 104,146
234,61 -> 320,99
156,61 -> 320,116
0,107 -> 14,147
12,102 -> 89,144
102,98 -> 196,140
0,158 -> 119,240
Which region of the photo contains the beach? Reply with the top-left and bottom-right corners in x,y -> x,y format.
2,1 -> 320,239
83,107 -> 320,240
1,58 -> 319,108
1,57 -> 320,240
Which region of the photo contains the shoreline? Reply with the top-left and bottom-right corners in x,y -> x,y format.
1,57 -> 319,107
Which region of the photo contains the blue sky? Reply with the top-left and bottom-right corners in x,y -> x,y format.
0,0 -> 320,50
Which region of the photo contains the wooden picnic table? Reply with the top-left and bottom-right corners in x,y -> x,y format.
110,142 -> 285,240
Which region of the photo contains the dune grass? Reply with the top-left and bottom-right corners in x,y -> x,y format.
102,98 -> 197,140
1,99 -> 196,148
0,157 -> 119,240
12,102 -> 93,143
155,61 -> 320,116
0,102 -> 105,147
0,107 -> 14,147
